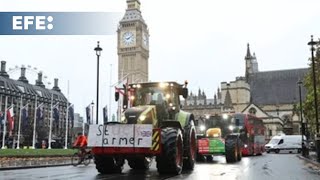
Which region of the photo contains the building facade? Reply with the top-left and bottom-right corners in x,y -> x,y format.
117,0 -> 149,84
0,61 -> 71,147
183,44 -> 308,140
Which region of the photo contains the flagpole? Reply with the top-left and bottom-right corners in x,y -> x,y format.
32,96 -> 37,149
48,93 -> 53,149
109,64 -> 112,122
1,96 -> 8,149
82,108 -> 85,135
10,98 -> 14,138
64,104 -> 69,149
91,102 -> 94,126
64,81 -> 70,149
17,96 -> 23,149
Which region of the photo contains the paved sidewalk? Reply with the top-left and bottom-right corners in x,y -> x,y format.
297,151 -> 320,168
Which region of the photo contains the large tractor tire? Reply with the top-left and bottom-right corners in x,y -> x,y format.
225,135 -> 239,163
94,155 -> 124,174
127,157 -> 152,170
183,125 -> 197,170
237,139 -> 242,161
196,152 -> 205,162
156,127 -> 183,175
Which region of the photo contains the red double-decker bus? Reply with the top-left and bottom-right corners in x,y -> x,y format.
232,113 -> 265,156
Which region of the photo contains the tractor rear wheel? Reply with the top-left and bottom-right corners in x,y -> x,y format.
94,155 -> 124,174
128,157 -> 152,170
183,125 -> 197,170
237,139 -> 242,161
225,135 -> 238,163
156,128 -> 183,175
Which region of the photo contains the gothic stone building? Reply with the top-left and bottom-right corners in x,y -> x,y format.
183,44 -> 308,140
0,61 -> 70,147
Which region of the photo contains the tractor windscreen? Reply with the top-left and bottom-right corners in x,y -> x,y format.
205,116 -> 230,138
132,87 -> 169,106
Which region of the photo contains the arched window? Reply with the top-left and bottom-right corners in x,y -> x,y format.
249,107 -> 257,115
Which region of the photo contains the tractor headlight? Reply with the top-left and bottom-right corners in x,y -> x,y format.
200,125 -> 206,131
121,114 -> 127,123
139,115 -> 146,121
229,125 -> 234,131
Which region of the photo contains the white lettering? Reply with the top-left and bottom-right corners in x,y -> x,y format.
12,16 -> 22,30
24,16 -> 34,30
36,16 -> 46,30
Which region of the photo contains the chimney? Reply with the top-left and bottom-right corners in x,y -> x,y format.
18,66 -> 29,83
0,61 -> 9,78
52,78 -> 61,92
35,72 -> 45,88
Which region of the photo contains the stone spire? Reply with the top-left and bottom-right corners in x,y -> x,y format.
198,88 -> 201,99
121,0 -> 144,23
127,0 -> 141,10
245,43 -> 256,81
223,89 -> 233,109
217,87 -> 221,99
214,93 -> 217,105
223,84 -> 233,110
245,43 -> 252,60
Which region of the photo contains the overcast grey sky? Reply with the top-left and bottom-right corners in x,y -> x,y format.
1,0 -> 320,123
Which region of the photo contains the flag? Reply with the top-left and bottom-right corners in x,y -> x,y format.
68,105 -> 74,128
0,111 -> 4,131
7,106 -> 14,132
103,105 -> 108,124
36,106 -> 44,124
53,107 -> 59,123
86,105 -> 91,124
22,107 -> 29,127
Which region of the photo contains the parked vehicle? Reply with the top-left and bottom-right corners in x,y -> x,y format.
265,135 -> 305,153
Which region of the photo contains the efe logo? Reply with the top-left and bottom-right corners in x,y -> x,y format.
12,16 -> 53,30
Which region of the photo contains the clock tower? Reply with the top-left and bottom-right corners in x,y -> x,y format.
118,0 -> 149,84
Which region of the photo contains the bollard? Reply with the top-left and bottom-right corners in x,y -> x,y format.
315,133 -> 320,162
302,142 -> 307,157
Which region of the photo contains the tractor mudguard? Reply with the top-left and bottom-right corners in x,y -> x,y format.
160,121 -> 183,131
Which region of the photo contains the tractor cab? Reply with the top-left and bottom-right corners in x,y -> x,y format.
115,81 -> 188,124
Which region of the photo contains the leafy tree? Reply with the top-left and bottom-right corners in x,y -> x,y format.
303,46 -> 320,136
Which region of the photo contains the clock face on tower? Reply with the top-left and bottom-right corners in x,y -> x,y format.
142,32 -> 148,46
122,31 -> 135,46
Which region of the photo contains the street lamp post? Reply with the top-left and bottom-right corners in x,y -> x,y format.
298,81 -> 307,157
307,35 -> 320,162
94,41 -> 103,125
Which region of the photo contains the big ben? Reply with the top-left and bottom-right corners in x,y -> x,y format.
118,0 -> 149,84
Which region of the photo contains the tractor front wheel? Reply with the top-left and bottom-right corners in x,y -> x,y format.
94,155 -> 124,174
128,157 -> 152,170
156,128 -> 183,175
183,125 -> 197,170
225,135 -> 239,163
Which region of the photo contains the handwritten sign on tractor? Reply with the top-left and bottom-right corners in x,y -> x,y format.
88,124 -> 153,148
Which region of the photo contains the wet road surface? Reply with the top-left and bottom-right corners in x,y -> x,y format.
1,153 -> 319,180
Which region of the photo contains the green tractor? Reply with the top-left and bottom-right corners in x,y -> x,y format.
195,114 -> 242,163
88,81 -> 197,175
